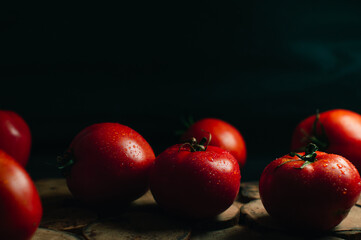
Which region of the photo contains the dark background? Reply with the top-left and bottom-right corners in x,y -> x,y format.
1,1 -> 361,181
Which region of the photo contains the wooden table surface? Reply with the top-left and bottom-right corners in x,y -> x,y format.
31,179 -> 361,239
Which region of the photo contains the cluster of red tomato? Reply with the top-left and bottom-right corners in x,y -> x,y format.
1,109 -> 361,239
58,119 -> 245,219
260,109 -> 361,231
0,111 -> 41,239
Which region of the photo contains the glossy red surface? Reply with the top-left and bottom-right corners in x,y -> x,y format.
150,144 -> 241,218
259,150 -> 361,231
291,109 -> 361,173
0,111 -> 31,166
0,150 -> 42,239
65,123 -> 156,206
181,118 -> 247,168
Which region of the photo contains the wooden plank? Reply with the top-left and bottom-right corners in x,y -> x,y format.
41,207 -> 98,232
240,199 -> 281,231
83,210 -> 191,240
191,201 -> 242,231
35,178 -> 98,231
238,181 -> 260,203
191,225 -> 259,240
133,191 -> 242,232
240,199 -> 361,239
32,228 -> 83,240
34,178 -> 357,239
130,190 -> 157,209
96,190 -> 158,219
333,205 -> 361,239
35,178 -> 73,208
191,225 -> 344,240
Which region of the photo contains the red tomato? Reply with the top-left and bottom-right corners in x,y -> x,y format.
180,118 -> 247,168
291,109 -> 361,173
59,123 -> 156,206
0,110 -> 31,166
149,137 -> 241,218
259,144 -> 361,231
0,150 -> 42,239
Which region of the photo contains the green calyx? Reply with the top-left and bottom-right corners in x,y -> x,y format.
179,134 -> 212,152
278,143 -> 319,169
56,151 -> 74,176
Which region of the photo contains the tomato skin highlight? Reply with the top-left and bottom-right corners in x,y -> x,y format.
259,150 -> 361,231
291,109 -> 361,173
65,123 -> 156,206
0,150 -> 42,240
181,118 -> 247,168
0,110 -> 31,166
150,144 -> 241,219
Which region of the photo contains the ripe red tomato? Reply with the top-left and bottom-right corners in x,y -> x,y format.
259,144 -> 361,231
58,123 -> 156,206
180,118 -> 247,168
149,137 -> 241,218
291,109 -> 361,173
0,110 -> 31,166
0,150 -> 42,239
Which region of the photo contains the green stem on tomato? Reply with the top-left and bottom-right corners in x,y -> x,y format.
179,133 -> 212,152
278,143 -> 319,169
56,151 -> 74,176
299,110 -> 329,151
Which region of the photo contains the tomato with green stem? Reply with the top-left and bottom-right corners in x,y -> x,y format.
180,118 -> 247,168
259,143 -> 361,231
150,135 -> 241,219
291,109 -> 361,173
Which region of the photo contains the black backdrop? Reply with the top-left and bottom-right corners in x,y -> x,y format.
2,1 -> 361,180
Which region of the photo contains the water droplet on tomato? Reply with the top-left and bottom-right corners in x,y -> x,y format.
337,164 -> 343,169
323,164 -> 328,167
343,188 -> 347,195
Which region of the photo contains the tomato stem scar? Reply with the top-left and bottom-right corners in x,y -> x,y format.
179,133 -> 212,152
299,110 -> 329,151
277,143 -> 319,169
